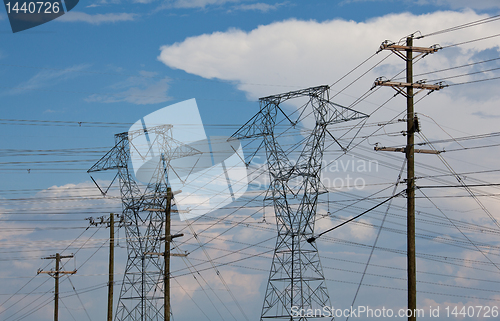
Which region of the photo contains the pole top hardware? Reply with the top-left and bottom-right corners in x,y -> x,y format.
380,42 -> 441,53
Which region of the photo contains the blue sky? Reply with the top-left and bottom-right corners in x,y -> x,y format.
2,0 -> 500,320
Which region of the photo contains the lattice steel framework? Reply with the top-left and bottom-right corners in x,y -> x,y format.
88,125 -> 199,321
232,85 -> 368,320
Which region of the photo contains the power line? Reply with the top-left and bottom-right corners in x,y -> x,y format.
418,14 -> 500,38
442,33 -> 500,49
447,74 -> 500,86
347,159 -> 405,321
394,57 -> 500,80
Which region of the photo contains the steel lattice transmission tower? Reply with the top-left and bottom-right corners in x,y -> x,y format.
231,85 -> 368,320
88,124 -> 199,321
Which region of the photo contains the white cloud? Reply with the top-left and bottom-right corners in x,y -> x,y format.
418,0 -> 500,10
172,0 -> 239,9
339,0 -> 388,5
232,1 -> 288,12
57,12 -> 137,24
341,0 -> 500,10
133,0 -> 156,4
157,14 -> 500,305
153,0 -> 240,13
316,212 -> 375,241
86,71 -> 172,105
158,10 -> 500,101
9,64 -> 90,95
0,181 -> 122,319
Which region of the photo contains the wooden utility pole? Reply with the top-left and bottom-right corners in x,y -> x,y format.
86,213 -> 121,321
38,253 -> 77,321
375,36 -> 443,320
165,188 -> 171,321
108,213 -> 115,321
144,188 -> 186,321
406,36 -> 417,321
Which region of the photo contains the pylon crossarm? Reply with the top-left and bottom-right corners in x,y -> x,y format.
230,108 -> 270,140
88,138 -> 128,173
259,85 -> 330,103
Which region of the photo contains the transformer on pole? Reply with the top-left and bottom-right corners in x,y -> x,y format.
231,85 -> 368,320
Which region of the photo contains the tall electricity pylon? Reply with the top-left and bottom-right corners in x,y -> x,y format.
88,124 -> 199,321
231,85 -> 368,320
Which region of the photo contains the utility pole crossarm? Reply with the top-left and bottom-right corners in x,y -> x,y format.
374,146 -> 443,154
374,80 -> 443,90
37,253 -> 77,321
144,252 -> 188,257
380,42 -> 440,53
373,79 -> 445,97
379,40 -> 441,60
375,35 -> 445,321
37,270 -> 77,275
42,254 -> 74,260
85,213 -> 120,321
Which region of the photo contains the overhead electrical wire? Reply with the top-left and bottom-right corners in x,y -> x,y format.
418,131 -> 500,230
418,14 -> 500,38
447,74 -> 500,86
58,298 -> 78,321
171,243 -> 500,302
171,277 -> 214,321
174,231 -> 500,277
0,226 -> 103,320
0,225 -> 93,316
346,159 -> 405,321
393,57 -> 500,81
184,225 -> 500,286
12,283 -> 111,321
173,236 -> 500,297
442,33 -> 500,49
183,220 -> 250,321
6,21 -> 500,318
174,245 -> 227,321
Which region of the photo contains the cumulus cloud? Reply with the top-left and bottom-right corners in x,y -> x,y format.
156,10 -> 500,182
157,13 -> 500,308
158,10 -> 500,100
0,181 -> 122,319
